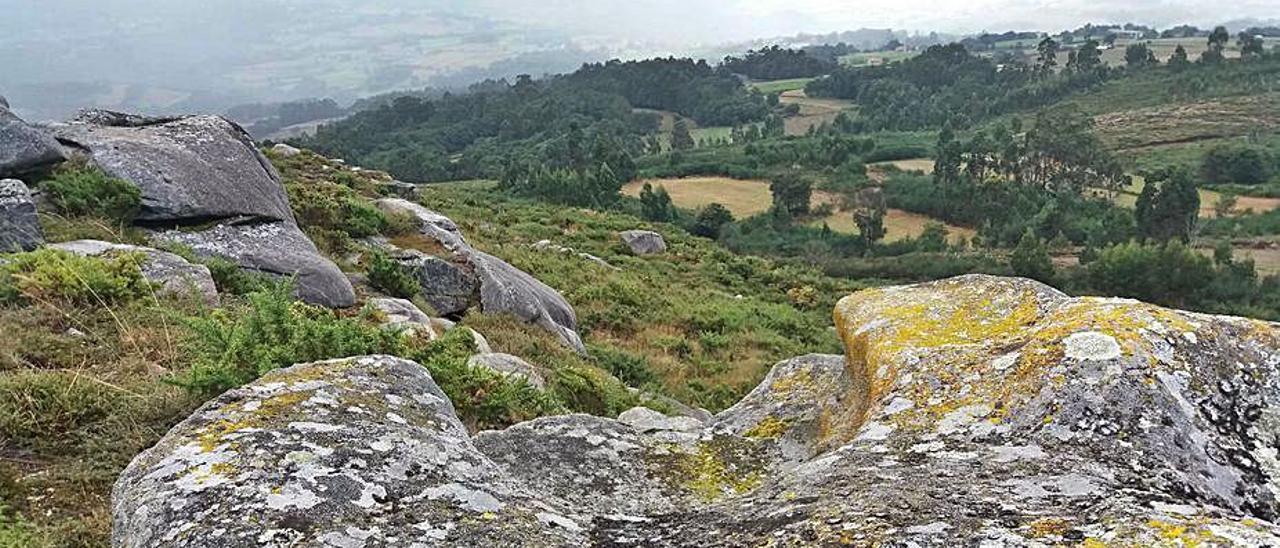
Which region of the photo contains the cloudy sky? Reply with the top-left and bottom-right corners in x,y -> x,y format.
1,0 -> 1275,119
458,0 -> 1279,43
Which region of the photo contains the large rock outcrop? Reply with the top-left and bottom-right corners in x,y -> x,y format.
0,178 -> 44,251
51,111 -> 293,223
114,276 -> 1280,546
374,198 -> 585,353
50,111 -> 355,308
0,105 -> 67,178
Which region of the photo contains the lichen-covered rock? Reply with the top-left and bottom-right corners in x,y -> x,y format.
49,240 -> 217,304
0,178 -> 43,251
712,353 -> 854,462
0,105 -> 67,178
154,221 -> 355,308
116,276 -> 1280,546
604,275 -> 1280,546
619,229 -> 666,255
374,199 -> 585,353
368,297 -> 438,339
113,355 -> 586,548
52,113 -> 293,223
466,353 -> 545,389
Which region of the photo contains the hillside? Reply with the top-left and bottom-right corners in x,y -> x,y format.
0,105 -> 859,546
4,21 -> 1280,548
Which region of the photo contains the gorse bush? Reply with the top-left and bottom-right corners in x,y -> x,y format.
39,163 -> 141,221
176,282 -> 406,395
406,327 -> 564,431
366,251 -> 419,299
0,249 -> 150,306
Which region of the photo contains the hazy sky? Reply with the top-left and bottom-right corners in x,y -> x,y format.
1,0 -> 1276,119
457,0 -> 1280,43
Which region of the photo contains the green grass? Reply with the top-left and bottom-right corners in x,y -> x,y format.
748,77 -> 816,94
416,184 -> 858,410
839,51 -> 917,67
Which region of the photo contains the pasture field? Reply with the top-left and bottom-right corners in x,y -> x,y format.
870,158 -> 935,174
623,176 -> 972,242
748,77 -> 816,94
1093,93 -> 1280,150
839,51 -> 917,67
622,176 -> 776,217
778,89 -> 856,136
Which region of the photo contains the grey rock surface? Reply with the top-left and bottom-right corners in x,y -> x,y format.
397,252 -> 476,317
368,297 -> 438,339
0,106 -> 67,178
619,229 -> 667,255
375,199 -> 585,352
50,240 -> 218,304
112,355 -> 584,548
52,113 -> 293,223
0,178 -> 43,251
116,276 -> 1280,546
154,221 -> 355,308
466,353 -> 546,389
270,143 -> 302,157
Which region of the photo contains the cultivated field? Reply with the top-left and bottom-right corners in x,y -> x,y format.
624,176 -> 973,242
840,51 -> 917,67
778,89 -> 856,136
748,77 -> 815,94
1094,93 -> 1280,150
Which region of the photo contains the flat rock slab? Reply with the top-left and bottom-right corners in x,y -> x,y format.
50,240 -> 217,304
155,221 -> 355,308
0,178 -> 43,252
52,112 -> 293,223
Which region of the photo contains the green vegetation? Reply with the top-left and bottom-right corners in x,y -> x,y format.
724,46 -> 835,80
0,249 -> 150,306
365,250 -> 419,299
39,163 -> 141,222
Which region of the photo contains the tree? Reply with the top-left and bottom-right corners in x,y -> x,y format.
933,122 -> 963,185
1238,32 -> 1265,58
1135,168 -> 1200,243
1067,40 -> 1103,74
1169,45 -> 1191,71
1202,26 -> 1230,64
639,183 -> 677,222
1035,36 -> 1059,76
1202,144 -> 1275,184
1124,43 -> 1158,69
670,119 -> 695,151
1010,229 -> 1055,282
853,208 -> 886,245
769,174 -> 812,217
916,222 -> 950,252
692,203 -> 734,238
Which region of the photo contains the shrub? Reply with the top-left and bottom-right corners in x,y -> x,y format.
589,344 -> 658,387
0,249 -> 150,306
200,256 -> 273,295
1202,144 -> 1275,185
176,282 -> 405,395
366,251 -> 419,299
39,164 -> 141,221
405,328 -> 563,431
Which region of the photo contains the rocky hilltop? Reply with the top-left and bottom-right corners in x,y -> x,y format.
113,275 -> 1280,546
5,100 -> 1280,546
